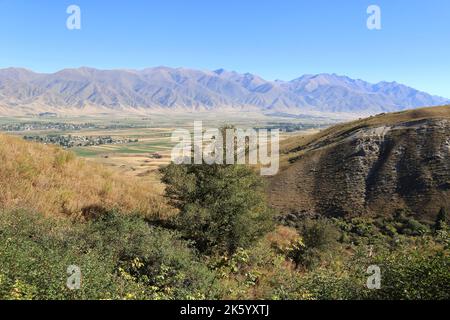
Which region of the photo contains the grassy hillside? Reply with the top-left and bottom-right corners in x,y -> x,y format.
270,105 -> 450,220
279,105 -> 450,165
0,134 -> 171,219
0,120 -> 448,300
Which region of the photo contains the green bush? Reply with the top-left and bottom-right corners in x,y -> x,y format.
1,208 -> 448,300
161,163 -> 274,256
0,210 -> 119,299
83,212 -> 221,299
369,247 -> 450,300
401,218 -> 430,236
291,219 -> 340,270
0,210 -> 221,300
273,240 -> 450,300
435,207 -> 449,232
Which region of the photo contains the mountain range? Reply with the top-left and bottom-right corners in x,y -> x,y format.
0,67 -> 447,116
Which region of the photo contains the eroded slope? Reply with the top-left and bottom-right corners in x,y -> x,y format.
269,105 -> 450,221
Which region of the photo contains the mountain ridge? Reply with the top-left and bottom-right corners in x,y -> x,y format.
269,105 -> 450,221
0,67 -> 447,116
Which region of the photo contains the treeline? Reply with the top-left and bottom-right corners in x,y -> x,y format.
0,121 -> 152,132
23,134 -> 138,148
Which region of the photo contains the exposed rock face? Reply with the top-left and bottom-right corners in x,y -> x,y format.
269,115 -> 450,222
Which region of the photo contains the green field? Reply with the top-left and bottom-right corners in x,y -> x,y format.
0,112 -> 342,181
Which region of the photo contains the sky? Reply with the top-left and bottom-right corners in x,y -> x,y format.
0,0 -> 449,97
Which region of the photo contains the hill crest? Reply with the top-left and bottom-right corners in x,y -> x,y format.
269,105 -> 450,221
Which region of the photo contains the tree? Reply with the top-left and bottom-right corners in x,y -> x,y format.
161,161 -> 274,256
435,207 -> 449,232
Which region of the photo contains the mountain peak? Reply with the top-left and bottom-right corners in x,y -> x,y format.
0,67 -> 447,116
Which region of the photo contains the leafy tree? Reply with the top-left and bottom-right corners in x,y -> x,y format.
161,162 -> 274,256
160,125 -> 274,256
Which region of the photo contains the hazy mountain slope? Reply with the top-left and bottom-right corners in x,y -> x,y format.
282,74 -> 447,113
269,105 -> 450,222
0,67 -> 447,115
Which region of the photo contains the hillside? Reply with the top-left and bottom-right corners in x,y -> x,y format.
0,134 -> 170,218
0,67 -> 447,116
0,109 -> 448,301
269,105 -> 450,222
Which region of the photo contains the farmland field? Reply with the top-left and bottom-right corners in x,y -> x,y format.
0,112 -> 341,183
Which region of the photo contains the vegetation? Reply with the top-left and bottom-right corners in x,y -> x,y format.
289,219 -> 340,270
0,208 -> 448,300
0,210 -> 220,299
435,207 -> 449,232
23,134 -> 138,148
0,121 -> 152,132
161,161 -> 274,256
0,123 -> 449,300
0,134 -> 171,218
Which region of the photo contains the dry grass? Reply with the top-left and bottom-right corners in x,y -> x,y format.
282,105 -> 450,152
0,134 -> 173,219
278,105 -> 450,168
269,104 -> 450,219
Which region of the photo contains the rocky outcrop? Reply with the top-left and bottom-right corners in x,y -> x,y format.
269,114 -> 450,222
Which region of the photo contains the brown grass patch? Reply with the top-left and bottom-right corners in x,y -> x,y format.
0,134 -> 174,219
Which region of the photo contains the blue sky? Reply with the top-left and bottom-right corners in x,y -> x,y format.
0,0 -> 449,97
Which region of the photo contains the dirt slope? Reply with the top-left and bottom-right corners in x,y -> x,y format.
269,105 -> 450,222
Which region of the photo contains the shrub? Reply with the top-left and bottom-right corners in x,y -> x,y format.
369,247 -> 450,300
161,163 -> 274,256
435,207 -> 449,232
0,210 -> 221,300
293,219 -> 340,269
83,211 -> 221,299
0,209 -> 120,300
401,218 -> 429,236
